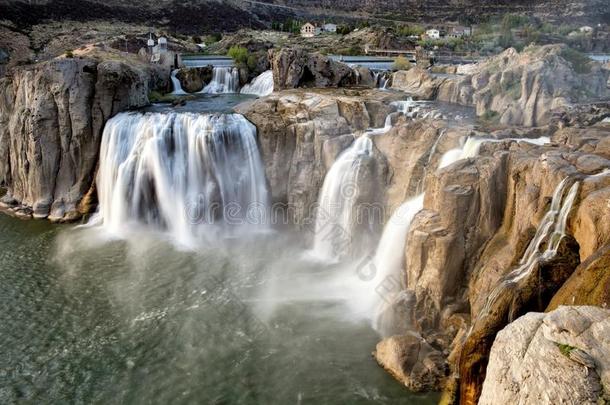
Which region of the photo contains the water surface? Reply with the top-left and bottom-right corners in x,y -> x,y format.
0,214 -> 438,404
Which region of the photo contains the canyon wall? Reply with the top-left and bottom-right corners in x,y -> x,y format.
0,56 -> 156,221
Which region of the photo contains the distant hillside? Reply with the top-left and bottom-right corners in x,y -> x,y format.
0,0 -> 608,34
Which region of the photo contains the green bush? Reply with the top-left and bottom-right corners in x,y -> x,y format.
65,50 -> 74,58
392,56 -> 411,71
228,46 -> 249,65
560,47 -> 592,74
396,24 -> 424,37
247,54 -> 258,71
337,25 -> 353,35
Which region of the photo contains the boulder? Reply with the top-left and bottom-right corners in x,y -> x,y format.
479,306 -> 610,405
176,66 -> 213,93
374,332 -> 447,392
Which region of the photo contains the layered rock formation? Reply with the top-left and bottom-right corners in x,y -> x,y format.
175,66 -> 213,93
268,48 -> 356,91
0,55 -> 156,221
479,306 -> 610,405
392,45 -> 610,127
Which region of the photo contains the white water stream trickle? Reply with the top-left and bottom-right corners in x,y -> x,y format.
171,69 -> 186,95
312,136 -> 373,262
201,67 -> 240,94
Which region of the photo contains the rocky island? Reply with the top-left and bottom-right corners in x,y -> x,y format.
0,1 -> 609,404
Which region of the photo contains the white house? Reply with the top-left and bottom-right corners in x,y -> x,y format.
323,23 -> 337,33
449,26 -> 471,38
425,29 -> 440,39
301,23 -> 321,38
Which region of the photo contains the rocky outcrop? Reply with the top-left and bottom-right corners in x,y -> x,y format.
176,66 -> 213,93
0,56 -> 153,221
479,306 -> 610,405
237,89 -> 398,226
268,48 -> 356,91
391,45 -> 610,127
374,332 -> 447,393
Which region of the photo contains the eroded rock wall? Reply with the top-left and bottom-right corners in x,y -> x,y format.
0,57 -> 151,221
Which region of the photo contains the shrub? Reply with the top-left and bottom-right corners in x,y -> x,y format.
560,47 -> 592,74
392,56 -> 411,71
227,46 -> 249,65
65,50 -> 74,58
192,35 -> 202,44
247,54 -> 258,72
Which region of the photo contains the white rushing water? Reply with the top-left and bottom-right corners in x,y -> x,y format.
312,136 -> 373,262
241,70 -> 274,97
438,136 -> 551,170
92,112 -> 269,246
170,69 -> 186,95
480,178 -> 580,318
201,67 -> 240,94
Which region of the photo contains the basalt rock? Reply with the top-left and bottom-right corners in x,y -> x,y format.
176,66 -> 213,93
268,48 -> 355,90
0,56 -> 152,221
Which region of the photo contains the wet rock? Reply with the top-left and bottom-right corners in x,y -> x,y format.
374,332 -> 447,392
176,66 -> 213,93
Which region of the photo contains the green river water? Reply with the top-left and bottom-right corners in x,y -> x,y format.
0,213 -> 438,404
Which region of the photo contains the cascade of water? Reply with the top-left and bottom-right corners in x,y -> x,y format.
370,193 -> 425,332
479,178 -> 580,317
170,69 -> 186,95
201,67 -> 240,94
312,136 -> 373,262
437,136 -> 551,170
241,70 -> 274,97
93,112 -> 269,246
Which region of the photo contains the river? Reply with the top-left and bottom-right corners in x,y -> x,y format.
0,213 -> 438,404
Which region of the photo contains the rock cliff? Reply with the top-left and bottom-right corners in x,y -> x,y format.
391,45 -> 610,127
0,55 -> 156,221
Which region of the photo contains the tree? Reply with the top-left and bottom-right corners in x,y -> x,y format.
392,56 -> 411,71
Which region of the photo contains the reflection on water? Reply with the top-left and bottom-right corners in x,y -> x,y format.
0,214 -> 437,404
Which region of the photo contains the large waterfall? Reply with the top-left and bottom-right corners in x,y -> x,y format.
93,112 -> 269,246
312,136 -> 374,262
201,67 -> 240,94
241,70 -> 274,97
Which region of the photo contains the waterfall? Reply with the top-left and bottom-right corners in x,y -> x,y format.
370,193 -> 425,334
374,72 -> 390,89
479,178 -> 580,318
93,112 -> 269,246
241,70 -> 274,97
312,136 -> 373,262
438,136 -> 551,170
201,67 -> 240,94
171,69 -> 186,95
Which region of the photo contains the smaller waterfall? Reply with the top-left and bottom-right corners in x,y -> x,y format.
479,178 -> 580,318
312,136 -> 373,261
374,72 -> 390,89
438,136 -> 551,170
201,67 -> 240,94
171,70 -> 186,95
241,70 -> 274,97
371,194 -> 425,334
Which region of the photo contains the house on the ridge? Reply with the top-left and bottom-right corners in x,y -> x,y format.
425,28 -> 440,39
301,22 -> 321,38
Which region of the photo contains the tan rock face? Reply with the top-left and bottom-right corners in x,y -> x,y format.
0,57 -> 151,221
374,332 -> 447,393
391,45 -> 610,127
479,306 -> 610,405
